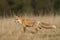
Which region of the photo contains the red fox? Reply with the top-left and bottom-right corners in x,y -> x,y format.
15,16 -> 37,32
15,16 -> 56,33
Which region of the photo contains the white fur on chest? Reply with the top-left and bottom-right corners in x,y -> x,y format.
16,19 -> 22,24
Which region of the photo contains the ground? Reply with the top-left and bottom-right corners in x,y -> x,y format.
0,15 -> 60,40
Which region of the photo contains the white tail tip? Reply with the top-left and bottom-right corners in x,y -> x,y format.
52,25 -> 56,29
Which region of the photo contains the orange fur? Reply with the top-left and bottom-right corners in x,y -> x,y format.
15,16 -> 36,33
15,16 -> 56,33
40,22 -> 56,29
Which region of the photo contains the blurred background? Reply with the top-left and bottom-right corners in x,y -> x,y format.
0,0 -> 60,17
0,0 -> 60,40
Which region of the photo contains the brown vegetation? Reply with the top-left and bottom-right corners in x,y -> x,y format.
0,15 -> 60,40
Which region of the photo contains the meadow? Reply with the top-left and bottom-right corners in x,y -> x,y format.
0,15 -> 60,40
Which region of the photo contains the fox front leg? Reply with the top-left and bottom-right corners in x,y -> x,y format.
23,24 -> 27,32
23,27 -> 26,33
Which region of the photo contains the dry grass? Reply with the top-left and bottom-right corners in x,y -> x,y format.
0,15 -> 60,40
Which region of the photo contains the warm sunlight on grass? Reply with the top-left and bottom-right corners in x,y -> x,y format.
0,15 -> 60,40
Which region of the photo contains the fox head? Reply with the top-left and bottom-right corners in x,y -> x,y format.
15,16 -> 23,24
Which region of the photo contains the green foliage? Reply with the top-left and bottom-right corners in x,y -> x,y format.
0,0 -> 7,8
54,0 -> 60,10
0,0 -> 60,16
